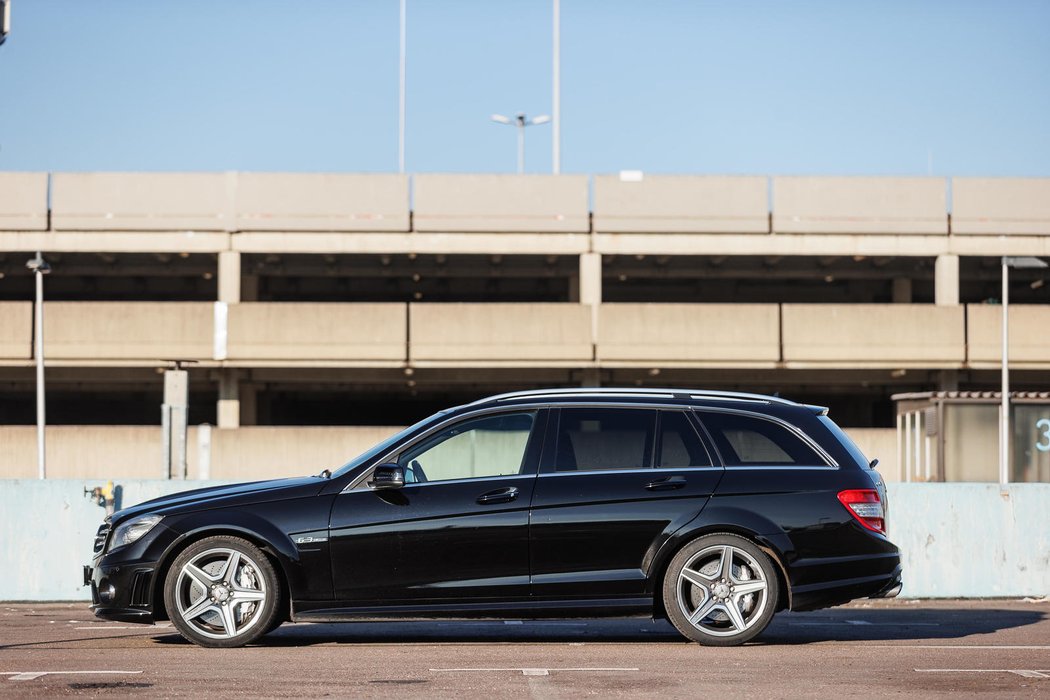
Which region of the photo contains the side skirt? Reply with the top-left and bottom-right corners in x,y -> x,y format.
292,596 -> 653,623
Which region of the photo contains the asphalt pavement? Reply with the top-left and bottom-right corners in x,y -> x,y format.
1,599 -> 1048,698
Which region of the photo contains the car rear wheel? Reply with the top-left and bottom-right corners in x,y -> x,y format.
662,533 -> 779,646
163,535 -> 281,648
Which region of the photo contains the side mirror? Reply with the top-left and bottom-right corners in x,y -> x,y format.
370,464 -> 405,490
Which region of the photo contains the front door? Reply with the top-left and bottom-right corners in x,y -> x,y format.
328,409 -> 545,604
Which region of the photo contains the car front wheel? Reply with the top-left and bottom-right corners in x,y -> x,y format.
663,533 -> 779,646
163,535 -> 281,648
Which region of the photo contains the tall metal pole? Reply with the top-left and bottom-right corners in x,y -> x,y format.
1000,258 -> 1010,487
517,117 -> 525,174
398,0 -> 406,173
552,0 -> 560,174
26,251 -> 49,479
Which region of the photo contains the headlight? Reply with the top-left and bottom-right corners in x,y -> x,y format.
109,514 -> 163,551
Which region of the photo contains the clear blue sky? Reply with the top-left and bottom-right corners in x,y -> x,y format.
0,0 -> 1047,176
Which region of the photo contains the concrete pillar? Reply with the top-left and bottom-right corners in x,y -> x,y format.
579,368 -> 601,387
218,251 -> 241,304
578,253 -> 601,306
240,383 -> 258,426
241,273 -> 260,302
579,253 -> 601,352
938,369 -> 959,391
217,370 -> 240,428
935,254 -> 960,306
891,277 -> 913,303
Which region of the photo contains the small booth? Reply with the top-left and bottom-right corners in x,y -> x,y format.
893,391 -> 1050,483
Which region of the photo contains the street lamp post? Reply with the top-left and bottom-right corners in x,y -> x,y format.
491,113 -> 550,174
25,251 -> 50,479
999,256 -> 1048,488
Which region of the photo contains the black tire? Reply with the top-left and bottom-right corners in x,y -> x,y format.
662,533 -> 779,646
163,535 -> 282,648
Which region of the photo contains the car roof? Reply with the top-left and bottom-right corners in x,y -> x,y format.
463,387 -> 824,413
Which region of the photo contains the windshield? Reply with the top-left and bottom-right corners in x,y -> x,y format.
328,410 -> 452,479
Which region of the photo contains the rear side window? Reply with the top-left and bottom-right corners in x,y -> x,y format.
658,411 -> 712,468
697,411 -> 828,467
556,408 -> 655,471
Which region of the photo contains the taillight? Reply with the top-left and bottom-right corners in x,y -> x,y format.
837,489 -> 885,534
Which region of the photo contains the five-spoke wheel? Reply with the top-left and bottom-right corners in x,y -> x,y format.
164,536 -> 281,648
663,533 -> 779,645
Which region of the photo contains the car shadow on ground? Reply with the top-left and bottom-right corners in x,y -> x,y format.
150,606 -> 1048,647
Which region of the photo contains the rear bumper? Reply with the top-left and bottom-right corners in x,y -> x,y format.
790,563 -> 903,611
869,568 -> 903,599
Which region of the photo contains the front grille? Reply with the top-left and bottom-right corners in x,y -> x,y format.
93,522 -> 111,556
129,571 -> 152,607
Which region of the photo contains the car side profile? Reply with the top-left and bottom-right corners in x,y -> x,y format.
85,388 -> 902,648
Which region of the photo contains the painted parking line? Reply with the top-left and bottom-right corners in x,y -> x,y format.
431,667 -> 639,676
2,671 -> 143,683
867,645 -> 1050,650
916,669 -> 1050,679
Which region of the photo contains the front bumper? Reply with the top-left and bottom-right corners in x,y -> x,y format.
85,560 -> 158,625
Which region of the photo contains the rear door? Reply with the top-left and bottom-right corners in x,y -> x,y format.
529,407 -> 723,598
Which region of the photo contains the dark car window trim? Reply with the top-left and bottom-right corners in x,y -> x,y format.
343,406 -> 547,492
544,406 -> 658,474
656,409 -> 715,469
691,407 -> 839,468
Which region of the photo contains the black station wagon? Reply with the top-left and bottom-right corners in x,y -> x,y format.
86,388 -> 902,647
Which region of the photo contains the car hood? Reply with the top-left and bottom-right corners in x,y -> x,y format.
111,476 -> 324,525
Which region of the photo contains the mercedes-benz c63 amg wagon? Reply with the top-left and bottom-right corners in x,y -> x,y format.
85,389 -> 902,647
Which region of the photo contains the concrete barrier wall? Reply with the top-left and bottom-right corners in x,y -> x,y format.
885,483 -> 1050,597
592,175 -> 769,233
409,303 -> 594,361
13,172 -> 1050,236
227,303 -> 408,361
772,176 -> 948,234
52,172 -> 234,231
235,173 -> 410,232
952,177 -> 1050,235
1,479 -> 1045,600
0,172 -> 49,230
966,304 -> 1050,366
596,303 -> 780,362
44,302 -> 215,360
0,425 -> 403,480
846,427 -> 899,481
0,302 -> 32,359
782,304 -> 965,364
413,174 -> 590,232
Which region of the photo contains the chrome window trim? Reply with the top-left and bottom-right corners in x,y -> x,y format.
691,406 -> 839,469
342,405 -> 544,493
539,465 -> 724,478
355,472 -> 531,492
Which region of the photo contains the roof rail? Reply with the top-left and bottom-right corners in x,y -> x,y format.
468,387 -> 799,407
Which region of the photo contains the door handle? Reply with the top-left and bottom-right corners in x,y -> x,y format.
645,476 -> 687,491
476,487 -> 519,505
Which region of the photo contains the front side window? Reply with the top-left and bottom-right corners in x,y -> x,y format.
396,412 -> 536,483
697,411 -> 828,467
555,408 -> 655,472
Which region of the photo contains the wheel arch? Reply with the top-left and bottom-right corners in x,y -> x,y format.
150,523 -> 295,623
647,513 -> 793,620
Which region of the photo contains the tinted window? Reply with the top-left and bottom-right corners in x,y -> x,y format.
658,411 -> 712,468
556,408 -> 655,471
698,411 -> 827,466
398,412 -> 536,483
